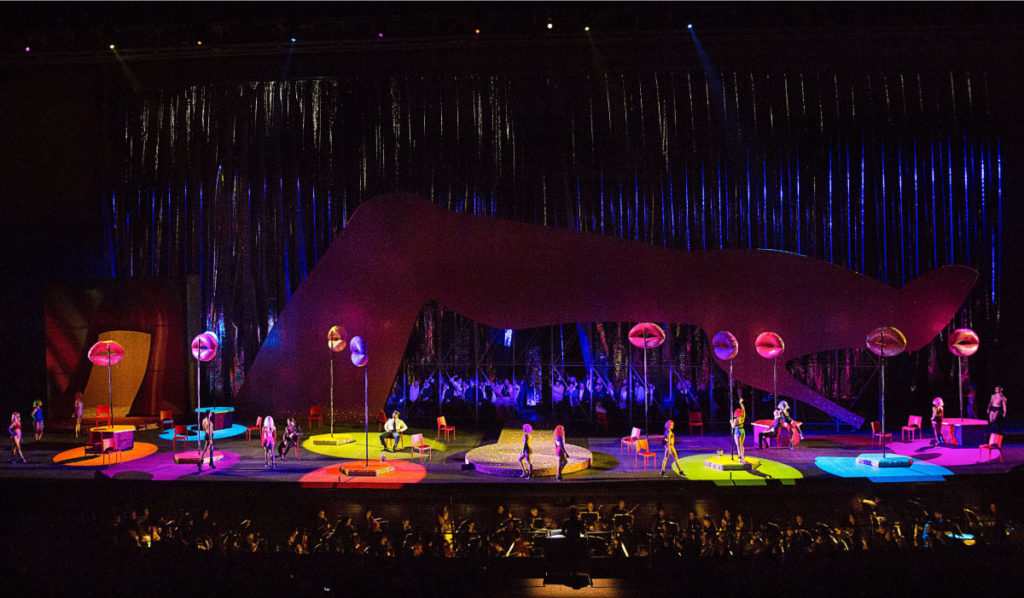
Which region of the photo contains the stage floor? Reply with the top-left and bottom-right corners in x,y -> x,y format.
3,421 -> 1021,487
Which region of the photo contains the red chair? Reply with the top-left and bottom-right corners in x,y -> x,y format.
171,425 -> 189,450
979,434 -> 1003,463
377,410 -> 388,432
595,409 -> 609,433
871,421 -> 892,447
635,438 -> 656,469
437,416 -> 455,442
620,427 -> 641,454
901,415 -> 922,441
95,405 -> 112,427
411,433 -> 431,462
159,410 -> 174,431
245,416 -> 262,442
309,406 -> 323,430
688,412 -> 703,436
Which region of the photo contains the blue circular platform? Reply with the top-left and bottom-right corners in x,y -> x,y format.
158,423 -> 247,441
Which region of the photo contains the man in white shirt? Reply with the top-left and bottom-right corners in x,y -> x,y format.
379,410 -> 408,452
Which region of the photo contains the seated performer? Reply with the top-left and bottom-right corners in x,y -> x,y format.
279,417 -> 302,459
731,397 -> 746,461
378,411 -> 407,452
760,400 -> 796,449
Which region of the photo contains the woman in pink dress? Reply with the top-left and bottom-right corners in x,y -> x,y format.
9,412 -> 27,463
262,416 -> 277,469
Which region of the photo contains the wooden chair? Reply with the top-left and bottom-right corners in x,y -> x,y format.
635,438 -> 657,469
901,415 -> 922,441
308,406 -> 323,430
95,405 -> 112,427
688,411 -> 703,436
437,416 -> 455,442
245,416 -> 262,442
171,425 -> 189,450
871,421 -> 892,447
159,410 -> 174,430
979,433 -> 1003,463
620,427 -> 641,454
377,410 -> 388,432
411,433 -> 431,462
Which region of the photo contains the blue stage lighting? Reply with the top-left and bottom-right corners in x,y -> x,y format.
687,24 -> 693,30
503,329 -> 513,347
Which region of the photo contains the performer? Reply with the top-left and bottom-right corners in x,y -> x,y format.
9,412 -> 27,463
554,424 -> 568,480
988,386 -> 1007,434
279,417 -> 303,458
730,397 -> 746,462
31,400 -> 43,442
518,423 -> 533,478
73,392 -> 84,438
378,411 -> 407,452
196,413 -> 215,472
930,397 -> 945,446
660,419 -> 684,477
262,415 -> 277,468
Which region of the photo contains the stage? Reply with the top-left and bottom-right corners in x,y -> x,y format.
5,419 -> 1019,487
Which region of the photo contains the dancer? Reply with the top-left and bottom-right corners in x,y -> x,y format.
518,423 -> 533,478
196,413 -> 216,472
30,400 -> 43,442
660,419 -> 684,477
262,415 -> 277,468
9,412 -> 27,463
988,386 -> 1007,434
554,424 -> 568,480
731,397 -> 746,462
930,397 -> 945,446
73,392 -> 84,438
279,417 -> 302,459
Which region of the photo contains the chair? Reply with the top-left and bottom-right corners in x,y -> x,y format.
901,415 -> 922,441
377,410 -> 388,432
595,409 -> 609,433
101,437 -> 122,465
871,421 -> 892,447
245,416 -> 262,442
411,433 -> 431,462
95,405 -> 112,427
171,425 -> 189,450
620,427 -> 641,454
979,434 -> 1003,463
635,438 -> 657,469
688,411 -> 703,436
437,416 -> 455,442
309,406 -> 323,430
159,410 -> 174,430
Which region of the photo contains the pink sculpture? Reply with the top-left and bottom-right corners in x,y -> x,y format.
190,332 -> 219,362
947,328 -> 979,357
866,327 -> 908,357
755,332 -> 785,359
88,340 -> 125,366
237,193 -> 978,427
328,326 -> 348,352
712,331 -> 739,361
628,322 -> 666,349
